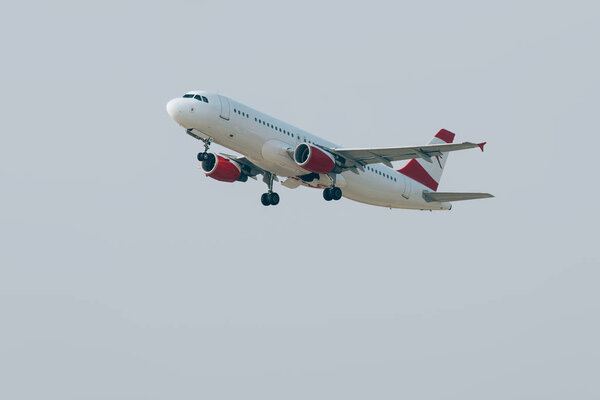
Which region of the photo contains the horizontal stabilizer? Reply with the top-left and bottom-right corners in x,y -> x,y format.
422,192 -> 494,202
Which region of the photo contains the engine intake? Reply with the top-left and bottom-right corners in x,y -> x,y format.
201,153 -> 247,182
294,143 -> 335,174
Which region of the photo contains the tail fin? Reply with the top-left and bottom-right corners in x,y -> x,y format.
398,129 -> 455,191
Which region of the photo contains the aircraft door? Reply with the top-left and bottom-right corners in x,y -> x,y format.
402,178 -> 411,199
218,95 -> 230,120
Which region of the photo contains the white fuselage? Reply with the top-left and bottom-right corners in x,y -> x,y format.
167,91 -> 451,210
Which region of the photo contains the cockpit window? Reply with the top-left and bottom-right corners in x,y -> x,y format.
182,94 -> 209,103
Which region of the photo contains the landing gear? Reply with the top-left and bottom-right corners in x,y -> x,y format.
261,172 -> 280,206
261,193 -> 271,206
195,135 -> 213,162
323,187 -> 342,201
261,192 -> 279,206
323,174 -> 342,201
332,187 -> 342,200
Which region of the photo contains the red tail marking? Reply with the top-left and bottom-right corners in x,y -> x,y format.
435,129 -> 455,144
478,142 -> 486,151
398,159 -> 439,191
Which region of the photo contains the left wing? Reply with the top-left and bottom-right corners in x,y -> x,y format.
323,142 -> 486,169
219,153 -> 279,182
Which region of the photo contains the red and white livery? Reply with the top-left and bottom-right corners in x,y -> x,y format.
167,91 -> 493,209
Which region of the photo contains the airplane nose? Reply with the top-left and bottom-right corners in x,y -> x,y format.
166,98 -> 181,119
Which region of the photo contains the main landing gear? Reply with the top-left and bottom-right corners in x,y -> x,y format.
323,173 -> 342,201
261,172 -> 280,206
323,187 -> 342,201
196,135 -> 213,161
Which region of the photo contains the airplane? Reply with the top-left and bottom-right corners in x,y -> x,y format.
166,90 -> 493,210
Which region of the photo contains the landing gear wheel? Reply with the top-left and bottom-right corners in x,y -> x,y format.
323,188 -> 333,201
196,137 -> 213,162
268,192 -> 280,206
260,172 -> 280,207
332,187 -> 342,200
261,193 -> 271,206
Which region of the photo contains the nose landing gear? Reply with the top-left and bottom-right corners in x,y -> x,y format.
195,135 -> 213,161
261,172 -> 280,206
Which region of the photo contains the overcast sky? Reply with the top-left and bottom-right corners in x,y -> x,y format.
1,1 -> 599,399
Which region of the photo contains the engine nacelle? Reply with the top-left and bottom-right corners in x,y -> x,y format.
201,153 -> 247,182
294,143 -> 335,174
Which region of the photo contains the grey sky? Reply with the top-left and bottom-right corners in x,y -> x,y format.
1,1 -> 599,399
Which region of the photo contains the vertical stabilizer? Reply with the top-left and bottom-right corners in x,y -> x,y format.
398,129 -> 455,191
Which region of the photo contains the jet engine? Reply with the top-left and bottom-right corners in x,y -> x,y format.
294,143 -> 335,174
201,153 -> 248,182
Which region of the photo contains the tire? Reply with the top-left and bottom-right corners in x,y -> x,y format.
268,192 -> 280,206
323,188 -> 332,201
332,187 -> 342,200
261,193 -> 270,206
197,153 -> 204,161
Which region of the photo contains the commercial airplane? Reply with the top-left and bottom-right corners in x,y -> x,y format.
166,90 -> 493,210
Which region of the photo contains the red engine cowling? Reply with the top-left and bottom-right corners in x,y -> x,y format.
201,153 -> 246,182
294,143 -> 335,174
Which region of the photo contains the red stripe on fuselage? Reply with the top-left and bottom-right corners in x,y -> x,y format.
398,159 -> 439,191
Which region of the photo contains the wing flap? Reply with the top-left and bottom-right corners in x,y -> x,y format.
422,192 -> 494,202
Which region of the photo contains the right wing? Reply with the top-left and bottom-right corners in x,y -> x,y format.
324,142 -> 486,169
319,142 -> 485,169
422,192 -> 494,202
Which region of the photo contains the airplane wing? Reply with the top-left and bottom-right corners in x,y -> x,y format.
323,142 -> 486,169
219,153 -> 277,181
422,192 -> 494,202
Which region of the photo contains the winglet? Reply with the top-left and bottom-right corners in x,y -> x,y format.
477,142 -> 486,152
